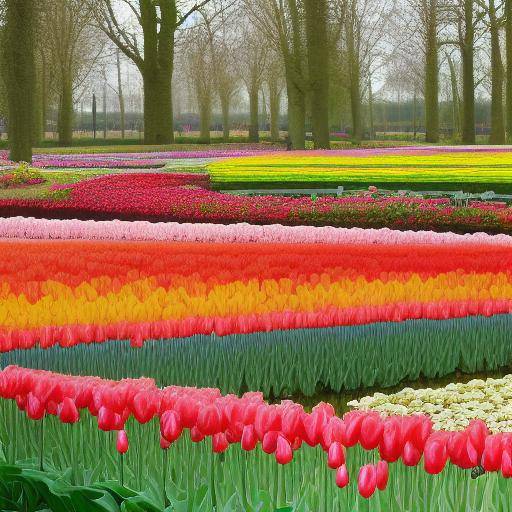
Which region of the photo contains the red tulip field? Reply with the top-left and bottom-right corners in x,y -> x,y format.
1,149 -> 512,510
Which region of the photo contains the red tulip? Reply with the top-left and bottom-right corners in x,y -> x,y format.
275,435 -> 293,465
335,464 -> 349,489
501,450 -> 512,478
160,410 -> 183,443
262,431 -> 279,454
379,417 -> 401,462
358,464 -> 377,499
132,391 -> 158,424
344,412 -> 364,447
116,430 -> 129,454
241,424 -> 258,451
467,420 -> 489,458
197,404 -> 222,436
160,435 -> 171,450
482,434 -> 503,472
190,426 -> 206,443
402,441 -> 422,466
58,397 -> 80,424
376,461 -> 389,491
174,396 -> 199,428
212,433 -> 229,453
26,393 -> 45,420
424,437 -> 448,475
327,442 -> 345,469
360,413 -> 384,450
98,406 -> 117,431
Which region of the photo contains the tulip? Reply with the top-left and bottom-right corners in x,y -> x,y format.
212,433 -> 229,453
376,461 -> 389,491
402,441 -> 422,467
58,397 -> 80,424
241,424 -> 258,451
360,413 -> 383,450
344,412 -> 364,447
262,431 -> 279,454
482,434 -> 503,472
197,404 -> 222,436
160,410 -> 183,443
275,435 -> 293,465
424,438 -> 448,475
190,426 -> 205,443
327,442 -> 345,470
357,464 -> 377,499
26,393 -> 45,420
335,465 -> 349,489
501,450 -> 512,478
116,430 -> 129,455
160,435 -> 172,450
379,418 -> 401,463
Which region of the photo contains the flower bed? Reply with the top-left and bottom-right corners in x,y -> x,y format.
349,375 -> 512,433
209,148 -> 512,192
3,365 -> 512,504
1,173 -> 512,233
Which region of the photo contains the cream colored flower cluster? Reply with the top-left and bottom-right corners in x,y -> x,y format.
348,375 -> 512,433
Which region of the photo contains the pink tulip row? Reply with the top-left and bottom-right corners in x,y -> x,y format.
2,216 -> 512,246
2,365 -> 511,498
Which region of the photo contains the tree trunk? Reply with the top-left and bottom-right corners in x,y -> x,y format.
447,54 -> 461,140
116,50 -> 126,139
461,0 -> 475,144
103,84 -> 107,140
142,70 -> 174,145
368,78 -> 375,140
424,0 -> 439,143
347,1 -> 362,141
4,0 -> 36,162
198,98 -> 211,144
58,77 -> 73,147
248,84 -> 259,143
489,0 -> 506,144
506,0 -> 512,139
413,91 -> 417,139
287,78 -> 306,149
269,81 -> 281,142
220,95 -> 230,142
304,0 -> 330,149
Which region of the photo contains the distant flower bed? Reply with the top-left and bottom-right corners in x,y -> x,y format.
208,147 -> 512,192
1,172 -> 512,233
0,162 -> 45,188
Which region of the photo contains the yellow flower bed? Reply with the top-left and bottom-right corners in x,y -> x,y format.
209,151 -> 512,184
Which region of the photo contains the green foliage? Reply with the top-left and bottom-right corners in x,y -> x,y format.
4,315 -> 512,398
10,162 -> 43,185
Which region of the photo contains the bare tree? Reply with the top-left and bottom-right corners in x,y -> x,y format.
42,0 -> 103,146
92,0 -> 215,145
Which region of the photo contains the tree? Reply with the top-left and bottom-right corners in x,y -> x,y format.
239,27 -> 267,143
245,0 -> 307,149
93,0 -> 214,145
506,0 -> 512,139
265,51 -> 285,142
457,0 -> 477,144
42,0 -> 102,146
201,1 -> 239,142
184,26 -> 214,143
3,0 -> 36,162
481,0 -> 506,144
304,0 -> 330,148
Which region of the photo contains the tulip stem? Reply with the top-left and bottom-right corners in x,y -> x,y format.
119,453 -> 124,487
162,448 -> 169,508
39,417 -> 45,472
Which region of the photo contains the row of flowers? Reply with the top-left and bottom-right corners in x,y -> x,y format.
208,149 -> 512,186
3,216 -> 512,245
3,365 -> 512,499
0,148 -> 281,169
0,238 -> 511,350
349,375 -> 512,434
0,173 -> 512,232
